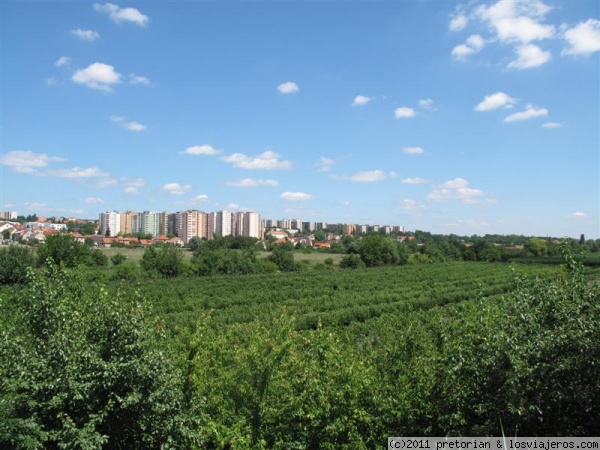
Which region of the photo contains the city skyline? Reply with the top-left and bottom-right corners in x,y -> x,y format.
1,1 -> 599,238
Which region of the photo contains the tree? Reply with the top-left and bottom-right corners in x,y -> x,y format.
340,253 -> 366,269
110,253 -> 127,266
37,233 -> 92,268
524,237 -> 548,257
0,246 -> 35,285
358,235 -> 400,267
2,230 -> 11,241
0,263 -> 196,448
268,245 -> 297,272
141,246 -> 184,278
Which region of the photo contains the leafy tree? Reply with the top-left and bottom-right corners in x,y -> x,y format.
340,253 -> 366,269
2,230 -> 11,240
110,253 -> 127,266
141,246 -> 184,278
0,263 -> 196,448
187,236 -> 202,252
358,235 -> 400,267
0,246 -> 35,285
268,245 -> 297,272
37,233 -> 93,268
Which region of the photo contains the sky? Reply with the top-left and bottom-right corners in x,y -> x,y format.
1,0 -> 599,238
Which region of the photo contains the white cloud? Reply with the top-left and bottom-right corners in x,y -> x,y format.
94,3 -> 149,26
55,56 -> 71,67
180,144 -> 223,155
508,44 -> 551,69
163,183 -> 191,195
193,194 -> 209,201
428,178 -> 485,203
123,178 -> 145,194
401,177 -> 428,185
277,81 -> 299,94
95,178 -> 118,188
419,98 -> 434,108
110,115 -> 146,131
48,167 -> 107,179
449,14 -> 468,31
71,29 -> 100,41
402,199 -> 425,210
352,95 -> 371,106
571,212 -> 587,218
475,92 -> 517,111
72,62 -> 121,92
84,197 -> 104,204
124,121 -> 146,131
124,186 -> 139,195
394,107 -> 416,118
562,19 -> 600,56
0,150 -> 65,174
221,151 -> 292,170
452,34 -> 486,60
504,105 -> 548,122
46,77 -> 58,86
349,170 -> 387,182
225,178 -> 279,187
129,74 -> 151,85
280,192 -> 314,201
542,122 -> 562,128
402,146 -> 424,155
316,157 -> 335,172
476,0 -> 555,43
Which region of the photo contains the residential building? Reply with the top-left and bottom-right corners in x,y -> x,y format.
215,210 -> 232,237
99,212 -> 121,237
243,211 -> 262,239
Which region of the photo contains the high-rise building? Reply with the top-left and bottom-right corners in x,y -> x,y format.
99,211 -> 121,237
139,211 -> 159,236
243,212 -> 262,239
180,210 -> 206,243
0,211 -> 18,220
215,210 -> 232,237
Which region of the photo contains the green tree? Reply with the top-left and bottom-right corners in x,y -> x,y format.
37,233 -> 93,268
0,246 -> 36,285
0,263 -> 196,448
268,245 -> 297,272
358,235 -> 400,267
110,253 -> 127,266
524,237 -> 548,257
340,253 -> 366,269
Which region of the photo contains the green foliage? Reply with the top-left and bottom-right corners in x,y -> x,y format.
37,234 -> 106,268
141,246 -> 184,278
524,237 -> 548,257
110,253 -> 127,266
0,246 -> 35,285
0,263 -> 196,448
339,254 -> 366,269
358,235 -> 400,267
268,246 -> 297,272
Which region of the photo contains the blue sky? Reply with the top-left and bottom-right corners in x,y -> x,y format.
1,0 -> 599,238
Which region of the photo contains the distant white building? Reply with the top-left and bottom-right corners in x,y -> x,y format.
0,211 -> 18,220
25,222 -> 67,231
99,212 -> 121,237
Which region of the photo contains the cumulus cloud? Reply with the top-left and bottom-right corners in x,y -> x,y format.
452,34 -> 485,60
475,92 -> 517,111
562,19 -> 600,56
225,178 -> 279,187
72,62 -> 121,91
394,107 -> 416,118
475,0 -> 555,43
47,167 -> 107,179
71,29 -> 100,41
316,157 -> 335,172
542,122 -> 562,128
332,170 -> 396,182
401,177 -> 428,185
94,3 -> 149,26
193,194 -> 209,201
402,146 -> 425,155
55,56 -> 71,67
419,98 -> 434,108
280,192 -> 314,201
221,151 -> 291,170
277,81 -> 299,94
428,178 -> 485,203
163,183 -> 191,195
352,95 -> 371,106
124,186 -> 138,195
123,178 -> 145,194
110,115 -> 146,131
571,212 -> 587,218
503,105 -> 548,122
84,197 -> 104,204
0,150 -> 65,174
180,145 -> 223,155
129,74 -> 151,85
449,14 -> 468,31
508,44 -> 551,69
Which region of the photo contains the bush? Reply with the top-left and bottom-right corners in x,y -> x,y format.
0,263 -> 197,448
110,253 -> 127,266
0,246 -> 35,285
340,254 -> 366,269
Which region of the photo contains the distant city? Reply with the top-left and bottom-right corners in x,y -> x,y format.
0,210 -> 405,244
